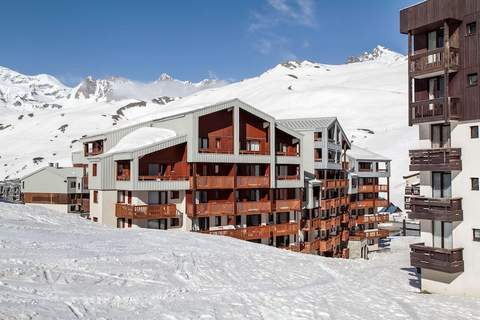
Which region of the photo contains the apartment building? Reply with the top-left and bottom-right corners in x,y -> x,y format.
277,118 -> 351,258
346,146 -> 391,256
20,163 -> 89,213
401,0 -> 480,296
0,179 -> 21,203
81,99 -> 304,250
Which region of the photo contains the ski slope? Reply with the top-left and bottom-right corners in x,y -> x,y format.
0,203 -> 478,319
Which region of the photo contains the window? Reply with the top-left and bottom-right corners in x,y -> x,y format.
170,191 -> 179,199
473,229 -> 480,242
471,178 -> 479,191
471,126 -> 479,139
467,22 -> 477,35
93,217 -> 98,222
22,181 -> 25,189
199,137 -> 208,149
117,190 -> 125,203
117,218 -> 125,228
214,216 -> 222,227
93,191 -> 98,203
92,163 -> 97,176
247,139 -> 260,152
70,181 -> 76,188
468,73 -> 478,87
170,218 -> 180,227
215,138 -> 221,149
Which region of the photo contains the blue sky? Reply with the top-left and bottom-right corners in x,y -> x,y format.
1,0 -> 418,85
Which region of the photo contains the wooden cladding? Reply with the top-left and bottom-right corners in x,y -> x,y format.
356,214 -> 390,225
410,243 -> 464,273
187,202 -> 235,217
355,229 -> 390,239
302,216 -> 342,231
409,47 -> 460,78
409,148 -> 462,171
115,203 -> 177,219
187,199 -> 300,217
198,136 -> 234,154
206,223 -> 298,241
409,97 -> 462,125
23,192 -> 71,204
357,184 -> 389,193
409,197 -> 463,221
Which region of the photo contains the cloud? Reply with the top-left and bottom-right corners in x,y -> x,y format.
248,0 -> 316,59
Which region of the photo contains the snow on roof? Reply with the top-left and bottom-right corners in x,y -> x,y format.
348,145 -> 390,161
106,127 -> 177,154
277,117 -> 337,131
21,166 -> 84,180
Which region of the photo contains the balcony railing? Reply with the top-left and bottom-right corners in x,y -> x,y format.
350,199 -> 389,210
409,148 -> 462,171
321,179 -> 348,189
409,47 -> 460,78
115,203 -> 177,219
236,176 -> 270,188
321,196 -> 349,209
139,175 -> 189,181
358,184 -> 389,193
275,199 -> 301,212
276,150 -> 300,157
356,214 -> 389,225
206,222 -> 298,241
405,185 -> 420,196
410,243 -> 464,273
409,97 -> 462,125
193,176 -> 235,189
187,202 -> 235,217
409,197 -> 463,221
277,175 -> 300,181
236,201 -> 271,214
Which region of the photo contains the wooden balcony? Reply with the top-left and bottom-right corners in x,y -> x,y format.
239,138 -> 270,155
350,199 -> 389,210
275,199 -> 301,212
358,184 -> 389,193
341,230 -> 349,242
409,47 -> 460,79
187,202 -> 235,217
321,179 -> 349,190
409,148 -> 462,171
302,217 -> 322,230
360,229 -> 390,239
236,176 -> 270,188
276,150 -> 299,157
409,97 -> 462,126
409,197 -> 463,221
356,214 -> 389,225
410,243 -> 464,273
193,176 -> 235,189
115,203 -> 177,219
139,175 -> 189,181
206,223 -> 298,241
236,201 -> 271,214
277,175 -> 300,181
321,196 -> 349,209
405,185 -> 420,196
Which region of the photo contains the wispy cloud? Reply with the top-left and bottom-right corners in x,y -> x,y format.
249,0 -> 316,60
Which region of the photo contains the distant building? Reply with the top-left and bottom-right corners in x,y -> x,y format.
346,146 -> 391,256
20,163 -> 89,213
0,179 -> 21,203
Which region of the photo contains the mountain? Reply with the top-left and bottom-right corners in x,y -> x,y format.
0,46 -> 412,206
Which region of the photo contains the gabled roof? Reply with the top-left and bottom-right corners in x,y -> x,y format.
277,117 -> 337,131
347,145 -> 390,162
21,166 -> 84,181
105,127 -> 177,155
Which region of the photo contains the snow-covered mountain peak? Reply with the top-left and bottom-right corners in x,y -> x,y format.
347,45 -> 406,64
158,73 -> 173,81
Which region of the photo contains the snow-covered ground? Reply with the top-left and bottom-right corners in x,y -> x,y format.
0,203 -> 479,320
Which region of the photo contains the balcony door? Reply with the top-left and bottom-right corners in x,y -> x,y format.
433,221 -> 453,249
431,124 -> 450,148
428,76 -> 444,100
432,172 -> 451,199
148,191 -> 167,205
427,29 -> 444,63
